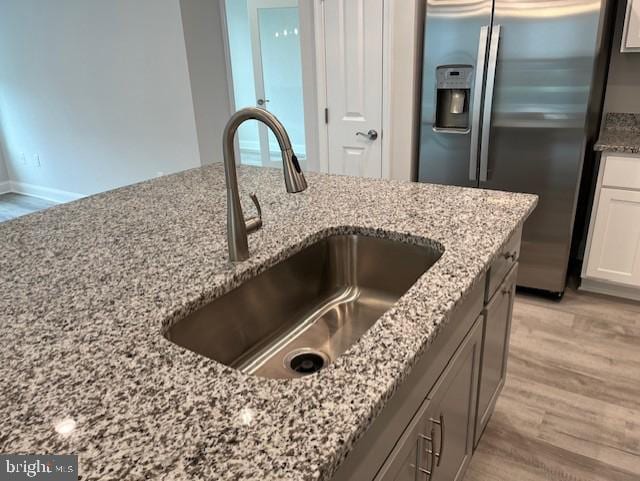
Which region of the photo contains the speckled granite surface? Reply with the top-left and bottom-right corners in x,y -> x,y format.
595,113 -> 640,154
0,165 -> 536,481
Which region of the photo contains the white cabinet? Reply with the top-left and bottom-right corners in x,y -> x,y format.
582,153 -> 640,300
586,188 -> 640,284
622,0 -> 640,52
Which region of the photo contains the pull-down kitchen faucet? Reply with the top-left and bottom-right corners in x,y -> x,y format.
222,107 -> 307,262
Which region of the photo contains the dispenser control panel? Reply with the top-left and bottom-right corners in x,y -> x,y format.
436,66 -> 473,90
434,65 -> 473,131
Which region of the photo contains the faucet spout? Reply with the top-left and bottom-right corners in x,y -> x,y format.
222,108 -> 308,262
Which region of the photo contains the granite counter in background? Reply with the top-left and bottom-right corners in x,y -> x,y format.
595,112 -> 640,154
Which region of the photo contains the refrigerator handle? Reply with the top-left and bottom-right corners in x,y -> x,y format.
479,24 -> 501,183
469,26 -> 490,182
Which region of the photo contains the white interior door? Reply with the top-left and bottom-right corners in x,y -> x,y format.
323,0 -> 383,178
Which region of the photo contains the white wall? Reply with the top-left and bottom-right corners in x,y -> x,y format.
0,142 -> 9,185
0,0 -> 201,197
298,1 -> 320,172
180,0 -> 232,165
385,0 -> 424,182
224,0 -> 260,153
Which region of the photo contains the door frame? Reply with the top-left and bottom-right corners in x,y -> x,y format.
218,0 -> 241,165
219,0 -> 415,178
219,0 -> 320,171
313,0 -> 391,177
247,0 -> 298,167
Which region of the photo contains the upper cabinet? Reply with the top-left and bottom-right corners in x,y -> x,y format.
622,0 -> 640,52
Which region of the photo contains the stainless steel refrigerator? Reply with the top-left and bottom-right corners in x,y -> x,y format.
418,0 -> 614,295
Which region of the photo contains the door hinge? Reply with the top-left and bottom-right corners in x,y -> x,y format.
324,108 -> 329,124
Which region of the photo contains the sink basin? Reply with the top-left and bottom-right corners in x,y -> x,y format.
164,234 -> 442,378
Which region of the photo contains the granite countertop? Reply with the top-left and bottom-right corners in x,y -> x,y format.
595,112 -> 640,154
0,165 -> 536,481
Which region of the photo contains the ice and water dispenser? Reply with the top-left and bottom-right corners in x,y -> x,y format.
434,65 -> 473,132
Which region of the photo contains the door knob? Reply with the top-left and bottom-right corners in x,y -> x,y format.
257,98 -> 270,106
356,129 -> 378,141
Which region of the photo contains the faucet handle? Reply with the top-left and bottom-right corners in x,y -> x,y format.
250,193 -> 262,219
245,193 -> 263,234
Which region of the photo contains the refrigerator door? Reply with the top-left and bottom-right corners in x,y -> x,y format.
418,0 -> 493,187
479,1 -> 606,293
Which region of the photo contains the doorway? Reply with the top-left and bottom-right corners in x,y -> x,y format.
222,0 -> 314,168
319,0 -> 385,178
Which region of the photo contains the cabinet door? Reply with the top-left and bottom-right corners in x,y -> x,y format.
426,317 -> 482,481
585,188 -> 640,287
475,264 -> 517,446
375,318 -> 483,481
622,0 -> 640,52
373,397 -> 432,481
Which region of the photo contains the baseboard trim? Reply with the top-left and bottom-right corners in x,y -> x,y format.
8,181 -> 84,204
580,278 -> 640,302
0,180 -> 11,195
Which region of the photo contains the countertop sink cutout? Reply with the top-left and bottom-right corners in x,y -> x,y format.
164,233 -> 443,378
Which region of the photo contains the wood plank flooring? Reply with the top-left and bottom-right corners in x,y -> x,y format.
464,288 -> 640,481
0,193 -> 56,222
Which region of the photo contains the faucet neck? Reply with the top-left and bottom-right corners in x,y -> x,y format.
222,108 -> 307,262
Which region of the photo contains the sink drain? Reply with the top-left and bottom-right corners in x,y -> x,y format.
284,348 -> 329,375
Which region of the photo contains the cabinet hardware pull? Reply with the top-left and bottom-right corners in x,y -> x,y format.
430,415 -> 445,466
419,433 -> 434,456
418,467 -> 432,477
417,431 -> 435,480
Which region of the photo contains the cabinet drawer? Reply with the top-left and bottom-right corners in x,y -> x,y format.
485,227 -> 521,302
603,154 -> 640,190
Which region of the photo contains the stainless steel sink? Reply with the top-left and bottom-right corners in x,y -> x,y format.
164,234 -> 442,378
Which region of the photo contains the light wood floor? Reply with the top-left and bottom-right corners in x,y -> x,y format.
0,193 -> 56,222
465,288 -> 640,481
